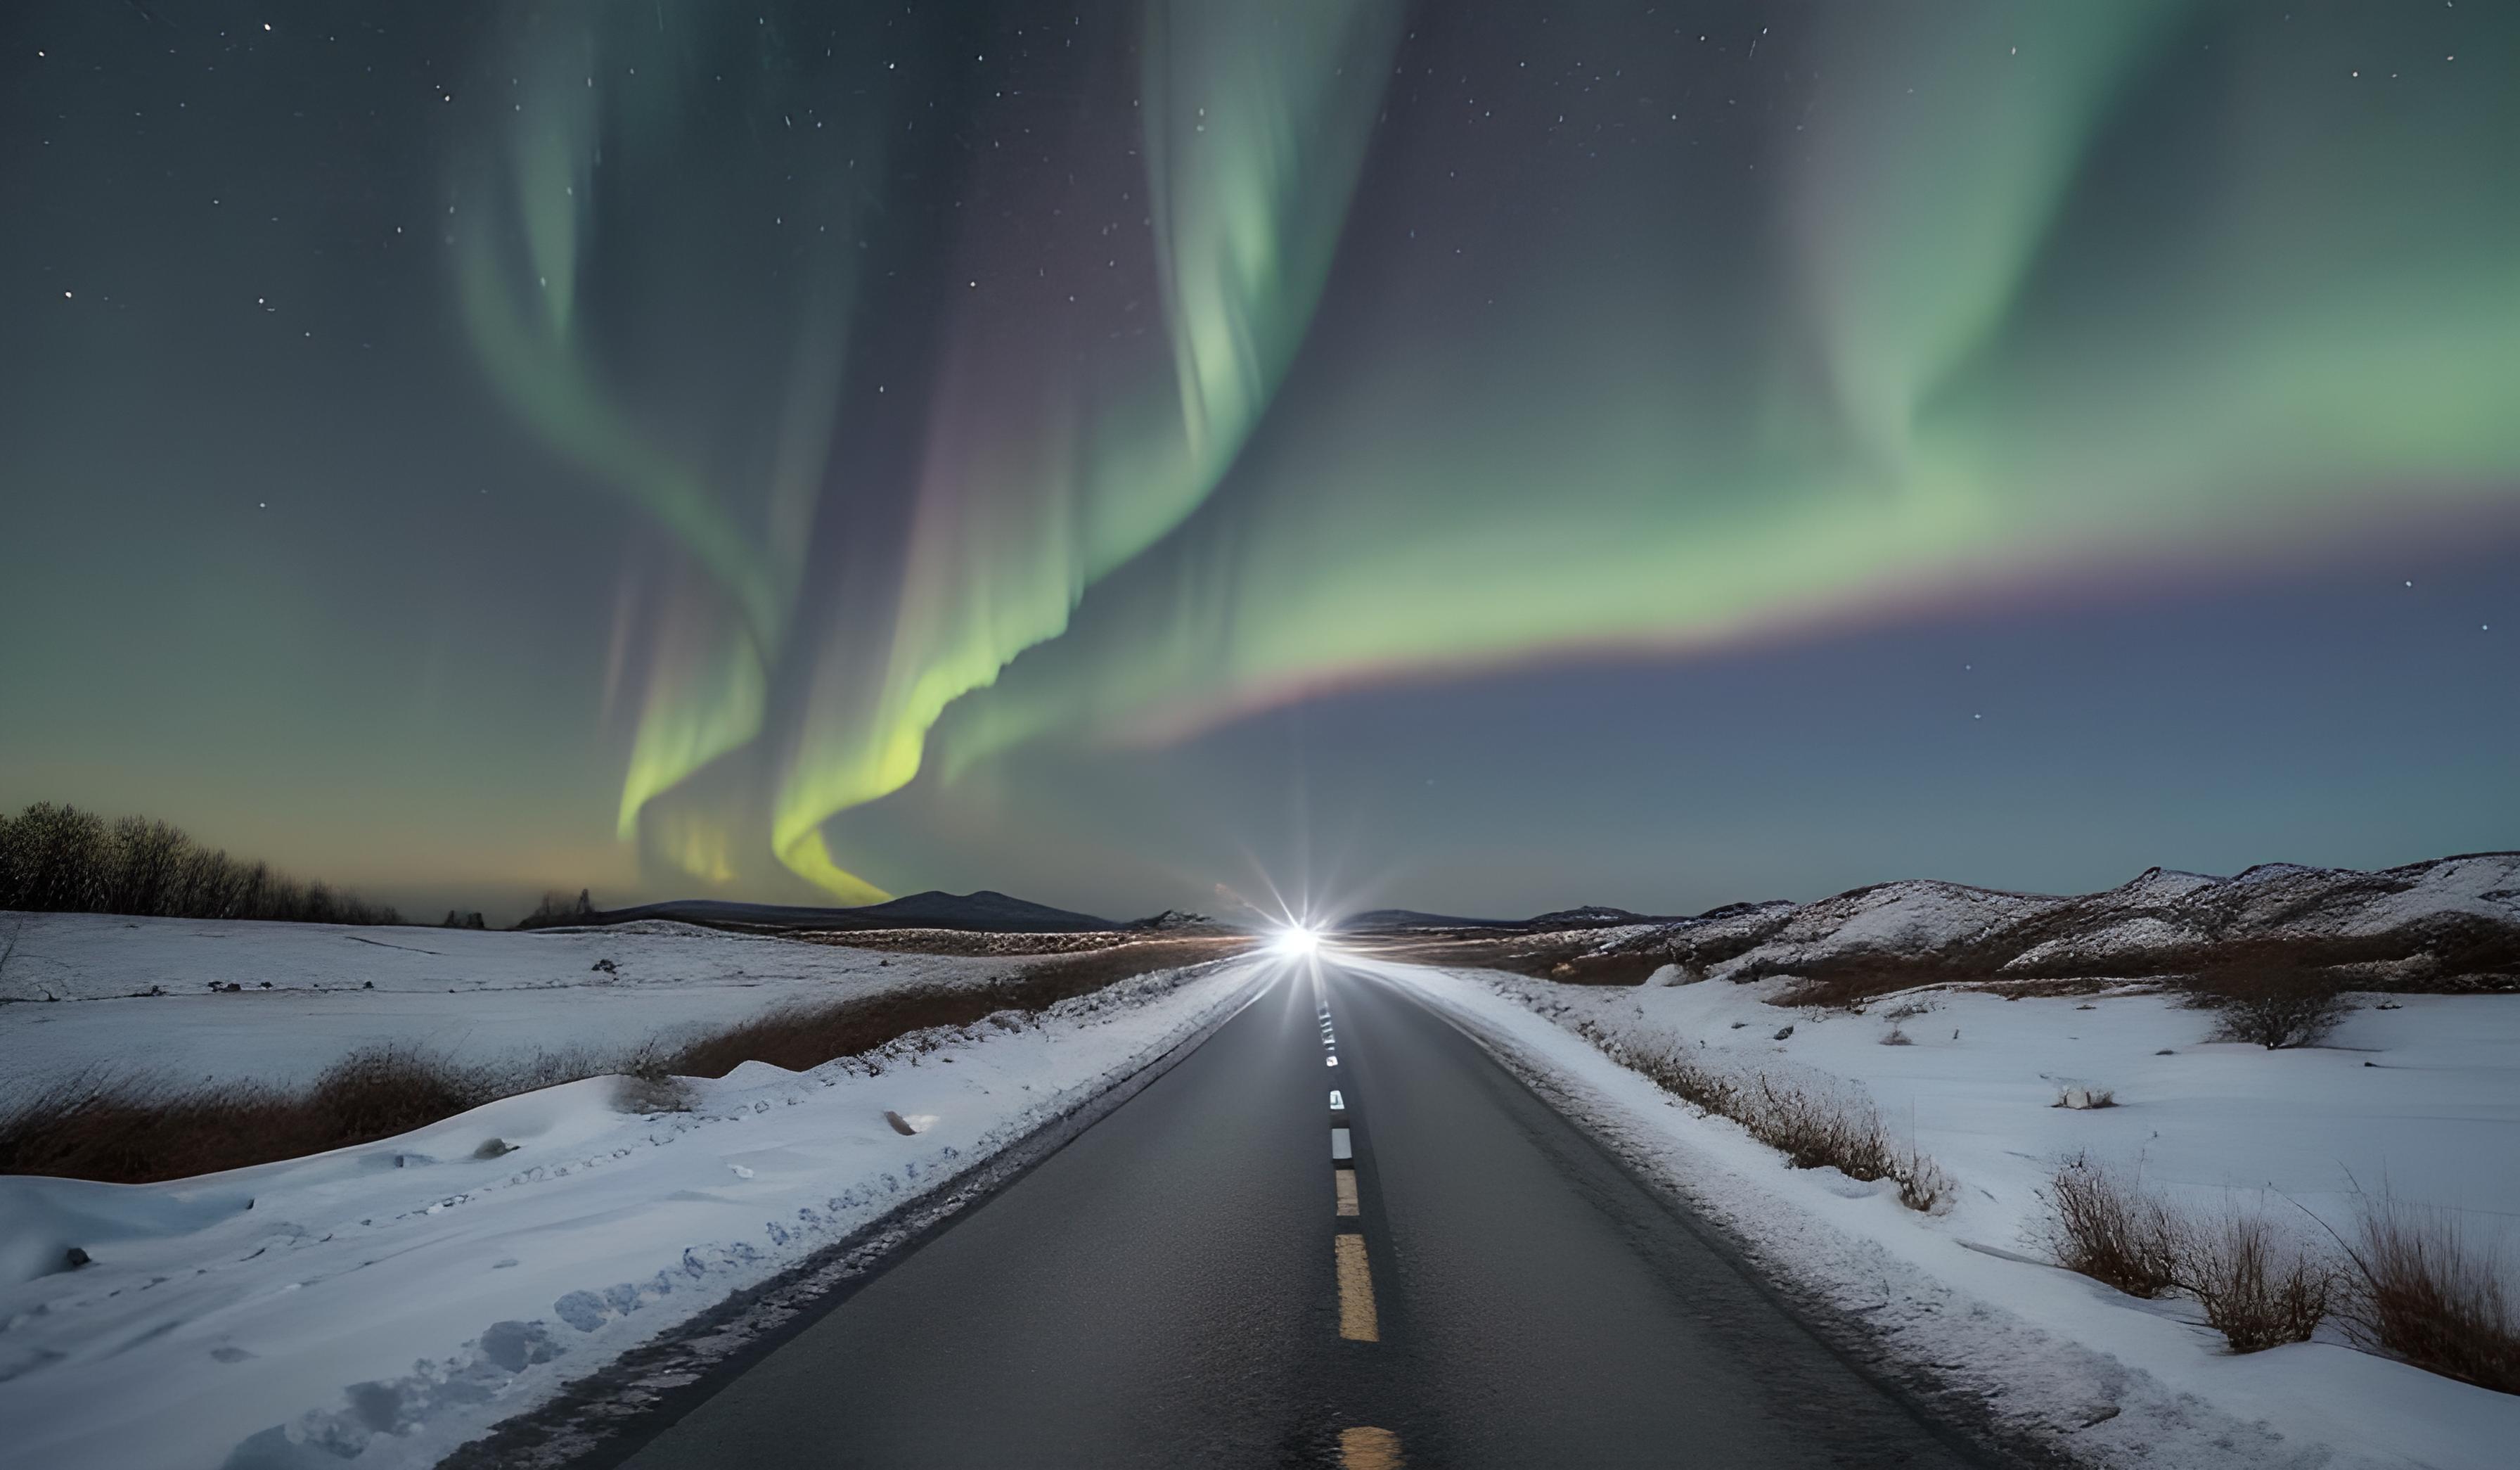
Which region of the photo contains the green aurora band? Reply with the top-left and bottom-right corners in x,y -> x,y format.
768,1 -> 1405,900
454,2 -> 2519,901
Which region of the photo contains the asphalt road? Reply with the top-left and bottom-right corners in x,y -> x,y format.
613,955 -> 1982,1469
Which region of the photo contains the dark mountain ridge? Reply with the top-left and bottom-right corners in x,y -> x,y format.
565,889 -> 1115,935
1340,904 -> 1677,934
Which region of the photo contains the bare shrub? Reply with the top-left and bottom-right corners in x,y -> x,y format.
1895,1149 -> 1954,1213
614,1044 -> 697,1114
1579,1024 -> 1950,1211
2181,1208 -> 2336,1352
2045,1153 -> 2182,1297
303,1045 -> 491,1141
2193,966 -> 2353,1049
2053,1084 -> 2116,1109
1750,1073 -> 1897,1177
2337,1194 -> 2520,1394
1879,1025 -> 1913,1046
1771,966 -> 1940,1010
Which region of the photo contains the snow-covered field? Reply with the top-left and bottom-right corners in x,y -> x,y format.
0,942 -> 1266,1469
1369,959 -> 2520,1470
0,913 -> 1009,1097
7,908 -> 2511,1468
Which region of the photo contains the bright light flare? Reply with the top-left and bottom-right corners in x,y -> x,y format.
1272,924 -> 1322,958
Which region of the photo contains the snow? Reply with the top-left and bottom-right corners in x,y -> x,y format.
1818,881 -> 2043,951
2001,915 -> 2198,973
0,912 -> 1005,1097
0,923 -> 1266,1469
1363,959 -> 2520,1469
1621,852 -> 2520,990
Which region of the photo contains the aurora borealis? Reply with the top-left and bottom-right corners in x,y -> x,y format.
3,1 -> 2515,921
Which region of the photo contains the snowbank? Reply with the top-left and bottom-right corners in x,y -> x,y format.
0,912 -> 1003,1097
0,957 -> 1266,1469
1368,959 -> 2520,1469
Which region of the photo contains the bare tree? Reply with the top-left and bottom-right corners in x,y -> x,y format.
0,803 -> 399,928
2196,966 -> 2355,1049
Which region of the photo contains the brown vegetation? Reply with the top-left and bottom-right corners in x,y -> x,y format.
0,802 -> 399,926
2039,1160 -> 2520,1369
2183,1210 -> 2336,1352
2191,966 -> 2355,1049
1575,1021 -> 1950,1212
0,1046 -> 506,1183
2337,1195 -> 2520,1395
0,939 -> 1242,1184
2045,1154 -> 2185,1298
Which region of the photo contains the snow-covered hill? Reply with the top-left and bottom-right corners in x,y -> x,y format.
1583,852 -> 2520,992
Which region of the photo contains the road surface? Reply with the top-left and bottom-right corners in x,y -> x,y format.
611,955 -> 1982,1468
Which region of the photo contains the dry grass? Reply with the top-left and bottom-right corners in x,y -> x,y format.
2182,1209 -> 2336,1352
0,1046 -> 508,1184
2045,1160 -> 2368,1357
2044,1154 -> 2183,1298
1579,1023 -> 1950,1211
2337,1195 -> 2520,1394
0,941 -> 1233,1184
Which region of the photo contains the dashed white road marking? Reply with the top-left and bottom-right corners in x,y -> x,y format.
1326,1055 -> 1338,1067
1331,1127 -> 1352,1161
1329,1089 -> 1344,1111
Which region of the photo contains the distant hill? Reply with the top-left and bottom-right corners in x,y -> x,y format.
1338,908 -> 1517,933
1550,853 -> 2520,993
1339,905 -> 1672,934
572,889 -> 1116,935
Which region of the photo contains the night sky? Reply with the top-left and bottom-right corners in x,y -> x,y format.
4,1 -> 2514,923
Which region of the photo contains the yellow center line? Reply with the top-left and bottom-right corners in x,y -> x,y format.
1335,1168 -> 1359,1217
1339,1425 -> 1404,1469
1335,1234 -> 1380,1341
